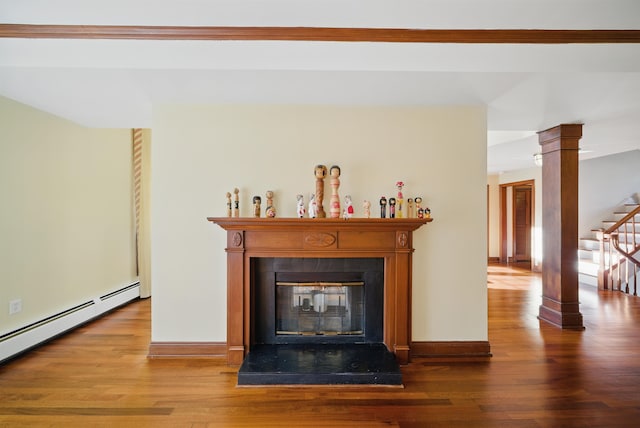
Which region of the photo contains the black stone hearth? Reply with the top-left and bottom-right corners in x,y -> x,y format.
237,343 -> 402,386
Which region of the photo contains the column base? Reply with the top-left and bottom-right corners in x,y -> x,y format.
538,304 -> 584,330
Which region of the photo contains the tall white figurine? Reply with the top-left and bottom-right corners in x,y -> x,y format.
363,200 -> 371,218
296,194 -> 306,218
308,193 -> 317,218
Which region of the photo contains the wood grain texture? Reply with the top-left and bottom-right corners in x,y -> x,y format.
1,264 -> 639,426
1,24 -> 640,43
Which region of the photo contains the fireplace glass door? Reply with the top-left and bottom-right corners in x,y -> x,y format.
276,281 -> 364,336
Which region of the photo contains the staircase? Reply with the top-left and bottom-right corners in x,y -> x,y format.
579,202 -> 640,292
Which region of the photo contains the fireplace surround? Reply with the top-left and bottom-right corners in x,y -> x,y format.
208,217 -> 431,366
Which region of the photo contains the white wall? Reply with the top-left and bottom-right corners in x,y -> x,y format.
0,96 -> 138,335
487,174 -> 500,259
579,150 -> 640,237
151,104 -> 488,343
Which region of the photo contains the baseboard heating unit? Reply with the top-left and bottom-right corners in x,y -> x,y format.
0,282 -> 140,364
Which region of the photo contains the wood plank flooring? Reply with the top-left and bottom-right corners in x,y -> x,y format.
1,264 -> 639,427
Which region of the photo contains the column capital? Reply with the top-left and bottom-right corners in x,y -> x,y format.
538,124 -> 583,153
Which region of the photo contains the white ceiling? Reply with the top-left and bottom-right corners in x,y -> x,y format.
1,0 -> 640,173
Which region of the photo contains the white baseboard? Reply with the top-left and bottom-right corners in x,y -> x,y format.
579,273 -> 598,287
0,282 -> 140,363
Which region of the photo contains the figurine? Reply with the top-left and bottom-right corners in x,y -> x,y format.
265,191 -> 276,218
314,165 -> 328,218
417,207 -> 424,219
424,207 -> 431,219
415,196 -> 423,216
407,198 -> 415,218
233,188 -> 240,217
395,181 -> 404,218
296,194 -> 306,218
363,200 -> 371,218
379,196 -> 387,218
343,195 -> 354,219
226,192 -> 232,217
329,165 -> 341,218
252,195 -> 261,217
308,193 -> 317,218
389,197 -> 396,218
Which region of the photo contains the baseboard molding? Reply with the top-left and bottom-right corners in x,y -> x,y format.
411,341 -> 492,361
148,341 -> 227,358
488,257 -> 500,264
0,282 -> 140,364
145,341 -> 492,362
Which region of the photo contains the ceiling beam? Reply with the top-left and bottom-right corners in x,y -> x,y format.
1,24 -> 640,43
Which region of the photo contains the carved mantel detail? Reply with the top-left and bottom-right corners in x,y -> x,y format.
207,217 -> 432,366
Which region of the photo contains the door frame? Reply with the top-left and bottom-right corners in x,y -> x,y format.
499,179 -> 535,268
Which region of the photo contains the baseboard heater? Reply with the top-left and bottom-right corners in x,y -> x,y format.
0,282 -> 140,364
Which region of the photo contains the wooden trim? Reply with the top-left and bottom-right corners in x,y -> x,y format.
1,24 -> 640,43
488,256 -> 500,263
147,342 -> 227,358
411,341 -> 492,361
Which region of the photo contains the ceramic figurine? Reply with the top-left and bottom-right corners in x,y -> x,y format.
363,200 -> 371,218
265,190 -> 276,218
308,193 -> 317,218
314,165 -> 328,218
395,181 -> 404,218
296,194 -> 306,218
389,197 -> 396,218
233,187 -> 240,217
329,165 -> 341,218
379,196 -> 387,218
226,192 -> 232,217
425,207 -> 431,219
407,198 -> 415,218
253,195 -> 261,218
417,207 -> 424,219
343,195 -> 354,219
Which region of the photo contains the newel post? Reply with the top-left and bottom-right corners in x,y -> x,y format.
538,124 -> 584,330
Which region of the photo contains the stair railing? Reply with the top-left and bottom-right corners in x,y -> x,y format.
597,205 -> 640,295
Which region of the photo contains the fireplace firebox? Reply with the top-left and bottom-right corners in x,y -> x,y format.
253,258 -> 383,345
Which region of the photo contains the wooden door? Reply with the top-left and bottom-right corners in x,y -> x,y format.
513,186 -> 532,262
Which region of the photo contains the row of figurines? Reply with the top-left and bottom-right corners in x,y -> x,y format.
225,188 -> 431,219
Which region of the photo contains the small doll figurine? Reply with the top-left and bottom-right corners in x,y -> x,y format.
308,193 -> 317,218
252,195 -> 261,217
329,165 -> 341,218
389,197 -> 396,218
417,207 -> 424,219
265,190 -> 276,218
407,198 -> 415,218
424,207 -> 431,219
414,197 -> 423,215
363,200 -> 371,218
379,196 -> 387,218
226,192 -> 232,217
395,181 -> 404,218
296,194 -> 306,218
233,188 -> 240,217
343,195 -> 354,219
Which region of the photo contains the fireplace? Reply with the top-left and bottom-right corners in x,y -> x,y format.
208,217 -> 431,370
253,258 -> 384,345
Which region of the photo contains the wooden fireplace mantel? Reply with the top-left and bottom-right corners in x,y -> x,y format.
207,217 -> 432,365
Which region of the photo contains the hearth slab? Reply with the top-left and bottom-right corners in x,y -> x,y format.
237,343 -> 402,386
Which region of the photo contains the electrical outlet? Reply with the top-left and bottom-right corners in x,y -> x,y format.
9,299 -> 22,315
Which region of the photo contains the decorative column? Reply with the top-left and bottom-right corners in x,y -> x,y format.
538,124 -> 584,330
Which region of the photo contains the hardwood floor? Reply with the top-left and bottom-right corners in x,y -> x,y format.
1,265 -> 639,427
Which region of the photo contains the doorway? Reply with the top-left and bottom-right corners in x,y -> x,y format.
500,180 -> 535,269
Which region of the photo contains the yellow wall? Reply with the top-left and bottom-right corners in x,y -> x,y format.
0,96 -> 138,334
151,104 -> 488,342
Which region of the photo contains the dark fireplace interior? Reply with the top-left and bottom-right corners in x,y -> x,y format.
238,257 -> 402,386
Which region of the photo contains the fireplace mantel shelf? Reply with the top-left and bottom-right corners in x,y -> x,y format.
208,217 -> 432,230
207,216 -> 432,366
